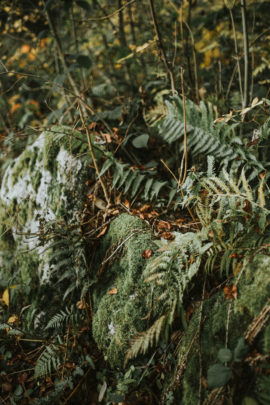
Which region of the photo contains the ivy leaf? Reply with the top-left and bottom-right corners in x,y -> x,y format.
217,348 -> 232,363
207,364 -> 232,388
132,134 -> 149,149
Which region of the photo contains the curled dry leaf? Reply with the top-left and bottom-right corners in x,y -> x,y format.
224,285 -> 237,300
77,300 -> 86,309
157,220 -> 171,232
161,232 -> 175,240
142,249 -> 152,259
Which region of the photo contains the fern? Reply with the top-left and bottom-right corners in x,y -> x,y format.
34,344 -> 61,378
195,168 -> 270,275
125,315 -> 166,365
157,96 -> 266,180
45,306 -> 76,330
125,232 -> 212,362
100,153 -> 169,201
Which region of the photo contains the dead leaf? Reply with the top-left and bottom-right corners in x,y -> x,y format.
1,288 -> 9,307
139,204 -> 151,213
95,198 -> 107,210
8,314 -> 18,323
161,232 -> 175,240
108,288 -> 118,295
124,200 -> 130,209
224,285 -> 237,299
142,249 -> 152,258
77,300 -> 86,309
157,221 -> 171,232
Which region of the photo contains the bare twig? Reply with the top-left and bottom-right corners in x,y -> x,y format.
148,0 -> 175,94
80,0 -> 136,22
240,0 -> 249,108
78,103 -> 110,205
179,67 -> 188,187
229,8 -> 243,105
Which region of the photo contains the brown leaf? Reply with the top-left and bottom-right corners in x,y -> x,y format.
124,200 -> 130,209
243,199 -> 252,214
139,204 -> 151,213
157,220 -> 171,232
224,285 -> 237,299
161,232 -> 175,240
77,300 -> 86,309
142,249 -> 152,259
108,288 -> 118,295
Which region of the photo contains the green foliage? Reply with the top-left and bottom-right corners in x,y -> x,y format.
157,96 -> 267,180
34,344 -> 61,378
125,232 -> 212,362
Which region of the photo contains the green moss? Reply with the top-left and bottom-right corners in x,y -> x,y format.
92,214 -> 158,367
32,171 -> 42,192
175,254 -> 270,404
43,126 -> 103,173
11,148 -> 38,186
43,130 -> 61,172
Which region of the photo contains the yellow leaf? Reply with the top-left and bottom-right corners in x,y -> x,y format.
8,315 -> 18,324
2,288 -> 9,307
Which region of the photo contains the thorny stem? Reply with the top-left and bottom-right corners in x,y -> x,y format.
148,0 -> 176,94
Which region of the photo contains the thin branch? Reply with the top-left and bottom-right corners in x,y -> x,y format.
229,8 -> 243,106
80,0 -> 136,22
179,67 -> 188,187
240,0 -> 249,108
78,103 -> 110,205
148,0 -> 175,94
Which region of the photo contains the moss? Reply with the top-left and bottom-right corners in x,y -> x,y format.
32,171 -> 42,192
92,214 -> 158,368
11,148 -> 39,186
175,254 -> 270,404
43,130 -> 60,172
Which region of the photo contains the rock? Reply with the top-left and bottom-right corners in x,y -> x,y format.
0,126 -> 90,282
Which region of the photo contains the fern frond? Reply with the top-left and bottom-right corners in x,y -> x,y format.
125,315 -> 167,364
157,96 -> 266,178
34,344 -> 61,378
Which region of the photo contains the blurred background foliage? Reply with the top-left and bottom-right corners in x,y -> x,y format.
1,0 -> 270,157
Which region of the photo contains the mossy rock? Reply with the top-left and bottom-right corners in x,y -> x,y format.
92,213 -> 159,368
0,127 -> 92,281
175,254 -> 270,405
